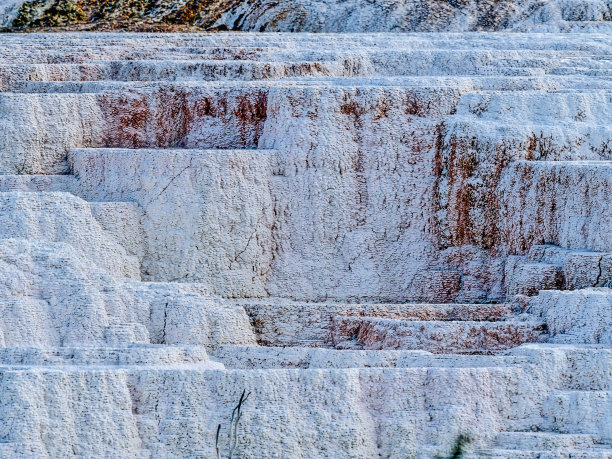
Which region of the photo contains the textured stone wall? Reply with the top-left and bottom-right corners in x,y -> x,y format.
529,289 -> 612,343
0,363 -> 544,457
1,77 -> 609,300
0,33 -> 610,457
70,148 -> 275,297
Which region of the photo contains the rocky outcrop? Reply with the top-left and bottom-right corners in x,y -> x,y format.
1,0 -> 612,32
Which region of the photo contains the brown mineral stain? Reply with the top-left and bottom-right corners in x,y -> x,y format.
101,92 -> 149,148
340,100 -> 366,119
233,90 -> 268,145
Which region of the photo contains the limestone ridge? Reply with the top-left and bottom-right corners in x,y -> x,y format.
0,33 -> 610,457
1,0 -> 612,31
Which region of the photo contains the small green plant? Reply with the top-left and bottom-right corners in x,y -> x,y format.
436,434 -> 472,459
12,0 -> 44,28
44,0 -> 86,25
12,0 -> 86,28
216,389 -> 251,459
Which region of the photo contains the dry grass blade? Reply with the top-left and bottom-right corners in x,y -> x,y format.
216,389 -> 252,459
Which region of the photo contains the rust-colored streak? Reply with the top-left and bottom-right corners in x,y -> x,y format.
340,100 -> 366,119
154,86 -> 189,148
101,92 -> 150,148
193,96 -> 228,118
233,90 -> 268,146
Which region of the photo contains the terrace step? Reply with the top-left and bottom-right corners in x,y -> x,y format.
0,178 -> 146,260
12,78 -> 612,94
472,448 -> 612,458
543,391 -> 612,440
0,191 -> 140,279
330,316 -> 547,353
103,323 -> 150,346
0,174 -> 78,193
333,303 -> 513,321
493,432 -> 601,449
527,245 -> 612,289
212,345 -> 529,369
0,345 -> 219,367
509,344 -> 612,390
241,301 -> 517,348
1,38 -> 609,65
0,60 -> 347,91
506,261 -> 564,296
527,289 -> 612,345
0,237 -> 256,348
506,244 -> 612,297
6,57 -> 595,91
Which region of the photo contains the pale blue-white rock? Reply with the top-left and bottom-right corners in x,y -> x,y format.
0,32 -> 610,458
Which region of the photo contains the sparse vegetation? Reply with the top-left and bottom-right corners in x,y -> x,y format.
12,0 -> 45,28
216,389 -> 251,459
437,434 -> 472,459
12,0 -> 86,28
6,0 -> 243,31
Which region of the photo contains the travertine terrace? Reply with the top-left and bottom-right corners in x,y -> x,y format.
0,32 -> 611,457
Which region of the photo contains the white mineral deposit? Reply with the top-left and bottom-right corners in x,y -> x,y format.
0,4 -> 610,457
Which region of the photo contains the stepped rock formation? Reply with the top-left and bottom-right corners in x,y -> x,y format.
0,29 -> 611,459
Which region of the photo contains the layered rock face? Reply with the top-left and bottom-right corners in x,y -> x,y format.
0,33 -> 611,457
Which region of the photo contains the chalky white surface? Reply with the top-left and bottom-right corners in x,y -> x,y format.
0,33 -> 610,457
